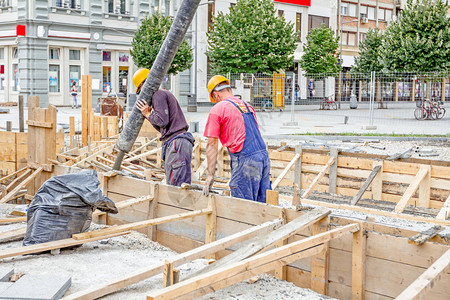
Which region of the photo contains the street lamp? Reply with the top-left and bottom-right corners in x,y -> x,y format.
338,14 -> 358,109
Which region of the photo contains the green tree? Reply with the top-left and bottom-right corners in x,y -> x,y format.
206,0 -> 298,74
381,0 -> 450,72
131,13 -> 193,75
299,25 -> 341,75
352,28 -> 383,73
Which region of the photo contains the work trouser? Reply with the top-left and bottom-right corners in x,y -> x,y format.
163,137 -> 193,187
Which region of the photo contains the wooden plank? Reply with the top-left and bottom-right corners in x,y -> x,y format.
70,116 -> 75,148
204,196 -> 217,260
72,144 -> 114,167
0,167 -> 43,203
436,194 -> 450,220
408,226 -> 444,246
372,160 -> 383,201
351,165 -> 382,205
72,208 -> 212,240
274,208 -> 287,281
395,249 -> 450,300
147,223 -> 359,300
124,147 -> 162,163
187,207 -> 330,279
418,165 -> 431,208
163,260 -> 174,288
26,120 -> 53,128
6,168 -> 31,191
61,219 -> 283,300
128,137 -> 158,157
302,156 -> 336,199
0,226 -> 27,243
329,148 -> 339,194
0,167 -> 28,183
0,231 -> 129,260
352,223 -> 367,300
272,153 -> 300,190
394,166 -> 430,213
294,145 -> 302,189
101,116 -> 108,139
310,216 -> 329,295
0,217 -> 27,224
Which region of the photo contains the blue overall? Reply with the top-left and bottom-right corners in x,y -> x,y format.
226,100 -> 271,203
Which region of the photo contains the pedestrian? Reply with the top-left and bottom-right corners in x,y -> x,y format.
294,82 -> 299,101
308,78 -> 315,100
71,82 -> 78,109
202,75 -> 271,203
133,68 -> 195,187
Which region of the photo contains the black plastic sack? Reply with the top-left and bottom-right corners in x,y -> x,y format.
23,170 -> 118,246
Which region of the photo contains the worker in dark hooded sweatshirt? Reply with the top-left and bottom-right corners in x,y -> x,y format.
133,68 -> 194,186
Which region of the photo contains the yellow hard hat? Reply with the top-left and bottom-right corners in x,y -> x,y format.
207,75 -> 230,103
133,68 -> 150,93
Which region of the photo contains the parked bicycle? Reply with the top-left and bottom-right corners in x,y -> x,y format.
414,100 -> 437,120
320,96 -> 337,110
431,99 -> 446,119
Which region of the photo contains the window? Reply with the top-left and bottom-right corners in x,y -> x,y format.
69,65 -> 81,88
368,7 -> 375,20
103,51 -> 111,62
296,13 -> 301,34
278,10 -> 284,18
386,9 -> 392,22
13,64 -> 19,92
49,48 -> 59,60
378,8 -> 385,21
49,65 -> 60,93
56,0 -> 80,9
103,66 -> 111,93
349,4 -> 357,17
0,65 -> 5,91
360,5 -> 367,17
0,48 -> 3,60
119,52 -> 129,62
12,47 -> 18,59
342,31 -> 356,46
69,49 -> 80,60
308,15 -> 329,32
108,0 -> 128,14
0,0 -> 10,7
340,3 -> 348,16
360,33 -> 367,43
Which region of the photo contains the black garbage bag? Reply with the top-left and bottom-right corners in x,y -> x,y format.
23,170 -> 118,246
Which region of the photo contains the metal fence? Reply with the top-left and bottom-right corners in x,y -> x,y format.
206,71 -> 450,134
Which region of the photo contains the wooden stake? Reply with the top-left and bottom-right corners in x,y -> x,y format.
351,165 -> 382,206
371,160 -> 383,201
302,156 -> 336,199
328,148 -> 339,194
436,194 -> 450,220
394,165 -> 430,213
205,196 -> 217,260
272,153 -> 300,190
310,216 -> 329,295
69,116 -> 75,148
352,223 -> 367,300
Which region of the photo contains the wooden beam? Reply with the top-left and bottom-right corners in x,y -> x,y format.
408,225 -> 444,246
187,207 -> 330,279
294,145 -> 302,189
69,116 -> 75,148
274,208 -> 287,281
371,160 -> 383,201
61,219 -> 283,300
352,223 -> 367,300
0,217 -> 27,224
272,153 -> 300,190
310,216 -> 329,295
72,144 -> 114,167
395,248 -> 450,300
26,120 -> 53,128
163,260 -> 174,288
351,165 -> 382,205
328,148 -> 339,194
436,194 -> 450,220
302,156 -> 336,199
418,165 -> 431,208
72,208 -> 212,240
124,147 -> 162,163
0,167 -> 28,184
204,196 -> 217,260
0,231 -> 130,260
0,226 -> 27,243
395,165 -> 430,213
0,167 -> 43,204
147,223 -> 359,300
5,169 -> 31,192
127,137 -> 159,157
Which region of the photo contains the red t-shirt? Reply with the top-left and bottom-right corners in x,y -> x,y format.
204,96 -> 257,153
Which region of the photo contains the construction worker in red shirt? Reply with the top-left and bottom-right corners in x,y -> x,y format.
202,75 -> 271,203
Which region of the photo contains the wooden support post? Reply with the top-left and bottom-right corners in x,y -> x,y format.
294,145 -> 302,189
272,153 -> 300,190
127,137 -> 158,157
310,216 -> 329,295
82,75 -> 92,147
147,184 -> 158,241
352,223 -> 367,300
205,196 -> 217,260
163,260 -> 174,288
351,165 -> 382,206
394,165 -> 430,213
292,183 -> 302,210
274,208 -> 287,281
1,167 -> 43,204
436,194 -> 450,220
18,95 -> 24,132
101,116 -> 108,139
371,160 -> 383,201
394,82 -> 399,102
266,190 -> 279,206
418,165 -> 431,209
89,110 -> 94,143
69,116 -> 75,148
328,148 -> 339,194
302,156 -> 336,199
395,249 -> 450,300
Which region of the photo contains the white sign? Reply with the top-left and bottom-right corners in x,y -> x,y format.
92,79 -> 100,90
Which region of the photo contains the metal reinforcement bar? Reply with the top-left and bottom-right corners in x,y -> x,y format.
113,0 -> 201,170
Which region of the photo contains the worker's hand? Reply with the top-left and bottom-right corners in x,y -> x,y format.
136,100 -> 152,118
203,175 -> 214,196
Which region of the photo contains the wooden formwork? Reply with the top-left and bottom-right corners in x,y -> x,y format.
41,166 -> 449,300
